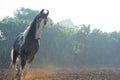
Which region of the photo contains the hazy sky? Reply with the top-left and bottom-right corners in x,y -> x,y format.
0,0 -> 120,32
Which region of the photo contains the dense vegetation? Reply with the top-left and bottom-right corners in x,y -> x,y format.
0,8 -> 120,68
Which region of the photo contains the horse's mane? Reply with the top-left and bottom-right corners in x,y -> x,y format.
23,25 -> 31,37
23,17 -> 37,37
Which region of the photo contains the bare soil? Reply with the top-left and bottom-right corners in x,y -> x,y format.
1,68 -> 120,80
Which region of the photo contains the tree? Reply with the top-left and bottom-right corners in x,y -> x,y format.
1,7 -> 120,68
14,7 -> 39,20
0,30 -> 5,40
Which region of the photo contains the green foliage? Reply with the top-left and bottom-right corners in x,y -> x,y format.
14,7 -> 39,20
0,30 -> 5,40
1,8 -> 120,68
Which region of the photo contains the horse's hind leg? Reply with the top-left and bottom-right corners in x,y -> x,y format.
11,49 -> 19,80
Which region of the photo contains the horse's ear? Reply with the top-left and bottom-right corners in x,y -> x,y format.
40,9 -> 44,14
46,10 -> 49,16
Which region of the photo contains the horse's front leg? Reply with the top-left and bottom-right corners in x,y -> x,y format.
21,60 -> 30,80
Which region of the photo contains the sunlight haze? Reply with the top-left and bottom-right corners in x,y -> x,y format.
0,0 -> 120,32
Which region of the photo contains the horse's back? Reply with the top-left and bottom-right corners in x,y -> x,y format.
13,33 -> 24,53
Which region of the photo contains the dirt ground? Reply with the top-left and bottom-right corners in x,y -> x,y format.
1,68 -> 120,80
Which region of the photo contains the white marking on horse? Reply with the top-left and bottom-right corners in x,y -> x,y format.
35,19 -> 45,40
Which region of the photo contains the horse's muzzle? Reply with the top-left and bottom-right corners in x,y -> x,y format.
35,35 -> 40,40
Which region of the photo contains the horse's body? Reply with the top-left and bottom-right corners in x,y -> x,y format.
11,9 -> 49,80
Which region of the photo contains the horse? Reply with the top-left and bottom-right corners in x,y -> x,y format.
11,9 -> 49,80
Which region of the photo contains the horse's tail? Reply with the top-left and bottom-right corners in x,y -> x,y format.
11,48 -> 20,65
11,49 -> 14,64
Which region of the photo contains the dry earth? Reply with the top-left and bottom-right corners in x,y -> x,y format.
1,68 -> 120,80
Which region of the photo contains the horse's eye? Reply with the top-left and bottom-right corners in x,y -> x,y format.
44,18 -> 48,24
44,20 -> 47,24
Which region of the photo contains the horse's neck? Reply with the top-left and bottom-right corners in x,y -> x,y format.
23,25 -> 36,41
23,26 -> 31,37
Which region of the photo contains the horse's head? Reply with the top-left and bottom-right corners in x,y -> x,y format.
35,9 -> 49,40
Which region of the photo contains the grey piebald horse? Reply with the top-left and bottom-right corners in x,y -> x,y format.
11,9 -> 49,80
